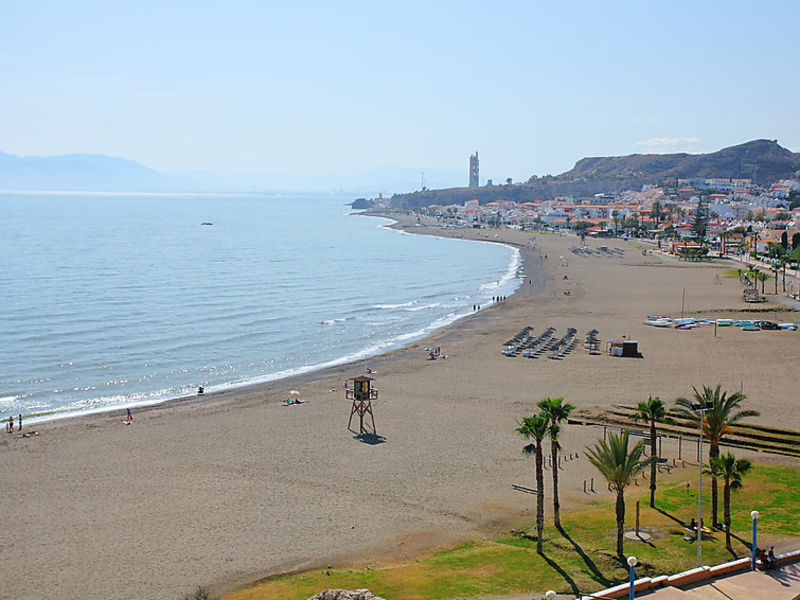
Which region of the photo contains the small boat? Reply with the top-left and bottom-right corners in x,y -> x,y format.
741,324 -> 760,331
675,322 -> 697,330
716,319 -> 734,326
644,316 -> 673,327
778,323 -> 798,330
734,320 -> 753,327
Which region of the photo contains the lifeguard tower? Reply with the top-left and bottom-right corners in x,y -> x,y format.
346,376 -> 377,435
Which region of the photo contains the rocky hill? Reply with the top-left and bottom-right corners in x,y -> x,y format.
564,139 -> 798,184
384,139 -> 800,209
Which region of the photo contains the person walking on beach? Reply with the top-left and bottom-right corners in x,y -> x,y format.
126,408 -> 132,423
7,416 -> 14,433
18,414 -> 22,432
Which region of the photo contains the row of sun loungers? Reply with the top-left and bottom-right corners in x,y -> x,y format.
584,329 -> 600,352
520,328 -> 557,358
502,326 -> 535,356
503,327 -> 598,360
546,328 -> 577,359
570,246 -> 625,257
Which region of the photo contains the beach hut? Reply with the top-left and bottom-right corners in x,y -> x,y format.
606,339 -> 639,357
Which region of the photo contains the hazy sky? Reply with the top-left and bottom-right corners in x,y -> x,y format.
2,1 -> 799,182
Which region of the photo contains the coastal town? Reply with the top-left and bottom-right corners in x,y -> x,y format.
386,174 -> 800,262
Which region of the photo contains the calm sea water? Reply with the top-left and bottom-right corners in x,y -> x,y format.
1,192 -> 521,422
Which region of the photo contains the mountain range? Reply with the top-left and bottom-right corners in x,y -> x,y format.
0,151 -> 464,194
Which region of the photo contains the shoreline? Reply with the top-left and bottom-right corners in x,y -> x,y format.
19,212 -> 528,428
7,219 -> 800,600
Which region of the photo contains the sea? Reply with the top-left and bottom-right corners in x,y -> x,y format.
1,191 -> 522,423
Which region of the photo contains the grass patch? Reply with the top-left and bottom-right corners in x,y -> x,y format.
222,464 -> 800,600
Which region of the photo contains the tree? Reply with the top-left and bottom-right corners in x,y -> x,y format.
756,270 -> 768,294
633,396 -> 667,508
611,210 -> 620,235
705,453 -> 752,551
585,431 -> 650,559
692,198 -> 710,240
517,412 -> 549,553
537,397 -> 576,529
772,264 -> 779,295
650,200 -> 663,226
674,386 -> 760,528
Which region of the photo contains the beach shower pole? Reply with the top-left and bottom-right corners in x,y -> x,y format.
751,510 -> 760,570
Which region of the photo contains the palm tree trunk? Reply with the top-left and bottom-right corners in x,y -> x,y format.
710,443 -> 720,528
535,441 -> 544,554
616,490 -> 625,560
649,419 -> 657,507
551,439 -> 561,528
724,477 -> 732,551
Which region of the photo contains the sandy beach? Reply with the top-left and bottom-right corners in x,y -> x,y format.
4,217 -> 800,600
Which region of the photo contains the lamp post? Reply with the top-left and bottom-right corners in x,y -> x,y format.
693,401 -> 713,567
627,555 -> 638,600
751,510 -> 760,570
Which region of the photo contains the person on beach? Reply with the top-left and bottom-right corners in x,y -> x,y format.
126,408 -> 132,423
18,414 -> 22,432
7,416 -> 13,433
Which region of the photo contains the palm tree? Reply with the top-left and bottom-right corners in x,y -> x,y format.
675,386 -> 759,528
633,396 -> 667,508
537,396 -> 576,529
771,264 -> 779,295
585,431 -> 650,559
756,271 -> 768,295
517,412 -> 549,553
705,453 -> 752,551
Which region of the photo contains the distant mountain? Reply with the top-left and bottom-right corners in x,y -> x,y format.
0,152 -> 171,191
0,151 -> 462,194
387,139 -> 800,209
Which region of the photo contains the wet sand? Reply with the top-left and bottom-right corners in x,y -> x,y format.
4,217 -> 799,600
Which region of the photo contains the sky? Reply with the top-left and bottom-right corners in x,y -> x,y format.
2,0 -> 799,184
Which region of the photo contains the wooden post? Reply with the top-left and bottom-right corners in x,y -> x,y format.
636,500 -> 641,536
679,435 -> 682,460
590,477 -> 595,493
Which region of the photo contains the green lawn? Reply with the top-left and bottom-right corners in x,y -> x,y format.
222,464 -> 800,600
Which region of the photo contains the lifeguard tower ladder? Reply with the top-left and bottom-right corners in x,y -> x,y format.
347,376 -> 377,435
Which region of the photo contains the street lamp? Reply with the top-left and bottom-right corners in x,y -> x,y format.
692,401 -> 713,567
751,510 -> 760,570
545,591 -> 556,600
627,555 -> 638,600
